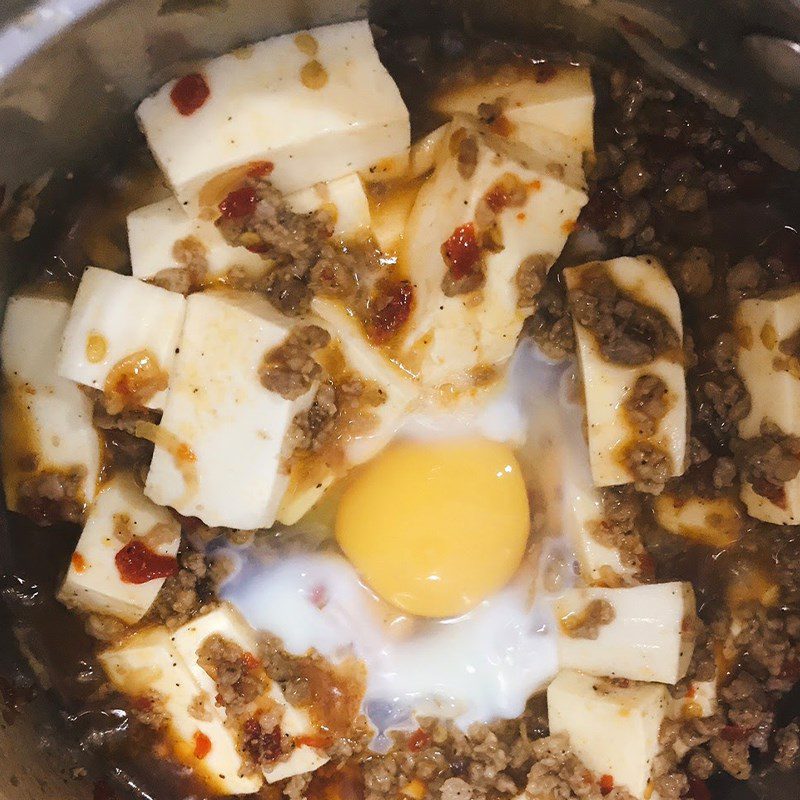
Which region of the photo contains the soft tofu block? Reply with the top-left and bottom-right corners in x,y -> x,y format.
275,298 -> 421,524
172,604 -> 329,783
735,289 -> 800,523
521,398 -> 640,586
740,480 -> 800,526
100,627 -> 261,795
403,117 -> 587,389
137,21 -> 410,211
548,670 -> 668,800
58,267 -> 186,410
58,472 -> 180,625
736,289 -> 800,439
128,197 -> 265,283
654,492 -> 742,548
287,173 -> 371,241
0,294 -> 101,515
671,676 -> 717,722
432,65 -> 595,152
312,298 -> 419,465
553,582 -> 696,684
565,257 -> 687,487
144,290 -> 315,529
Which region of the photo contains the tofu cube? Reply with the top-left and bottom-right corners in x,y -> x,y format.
368,179 -> 423,256
127,197 -> 265,283
0,294 -> 101,516
403,117 -> 587,389
137,21 -> 410,212
172,604 -> 329,783
736,289 -> 800,439
520,396 -> 640,586
653,492 -> 742,548
58,267 -> 186,410
565,257 -> 687,488
432,65 -> 595,153
58,472 -> 180,625
312,298 -> 420,466
553,582 -> 696,684
671,676 -> 718,722
547,670 -> 668,800
275,298 -> 421,524
143,290 -> 316,529
100,626 -> 261,795
735,289 -> 800,523
287,173 -> 371,241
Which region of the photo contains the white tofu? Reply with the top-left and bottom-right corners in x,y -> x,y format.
736,289 -> 800,439
100,626 -> 261,795
653,492 -> 742,548
553,582 -> 696,684
172,604 -> 329,783
0,294 -> 101,515
368,179 -> 423,256
548,670 -> 668,800
58,267 -> 186,411
127,197 -> 265,283
403,117 -> 587,389
521,395 -> 640,586
740,480 -> 800,525
565,257 -> 687,487
57,473 -> 180,625
138,21 -> 410,212
432,65 -> 595,152
287,174 -> 371,241
276,298 -> 420,525
359,126 -> 445,190
143,290 -> 316,529
670,676 -> 717,722
735,289 -> 800,523
312,298 -> 420,465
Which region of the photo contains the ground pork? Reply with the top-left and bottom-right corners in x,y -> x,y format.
732,420 -> 800,507
568,264 -> 680,366
559,599 -> 616,639
515,254 -> 552,309
622,441 -> 672,495
522,282 -> 575,360
146,547 -> 229,629
215,178 -> 379,317
260,325 -> 330,400
524,734 -> 636,800
150,235 -> 210,294
16,466 -> 88,525
622,373 -> 670,438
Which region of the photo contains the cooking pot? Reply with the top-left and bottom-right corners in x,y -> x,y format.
0,1 -> 799,799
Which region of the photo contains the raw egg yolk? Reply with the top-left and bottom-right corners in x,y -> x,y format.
335,438 -> 530,618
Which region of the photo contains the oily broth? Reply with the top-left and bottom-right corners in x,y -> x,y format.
1,24 -> 800,800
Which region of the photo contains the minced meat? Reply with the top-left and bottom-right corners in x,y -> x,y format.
515,254 -> 553,309
559,599 -> 616,639
523,734 -> 636,800
622,440 -> 672,494
732,420 -> 800,507
622,374 -> 670,438
215,177 -> 380,317
260,325 -> 330,400
568,264 -> 680,366
147,547 -> 229,629
16,466 -> 88,525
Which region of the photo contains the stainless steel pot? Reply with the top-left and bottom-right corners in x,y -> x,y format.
0,1 -> 799,799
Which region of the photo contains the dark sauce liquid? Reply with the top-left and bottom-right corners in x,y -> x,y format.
2,21 -> 800,800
